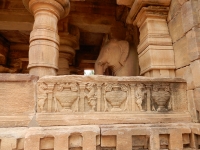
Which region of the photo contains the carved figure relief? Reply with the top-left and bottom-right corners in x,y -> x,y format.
104,83 -> 128,112
151,83 -> 171,112
37,82 -> 48,112
135,84 -> 146,111
85,83 -> 97,112
54,82 -> 79,112
95,39 -> 135,76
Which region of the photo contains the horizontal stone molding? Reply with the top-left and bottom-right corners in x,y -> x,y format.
0,124 -> 200,149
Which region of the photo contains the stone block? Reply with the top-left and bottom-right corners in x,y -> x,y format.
148,69 -> 175,78
167,0 -> 188,21
24,126 -> 100,150
190,59 -> 200,88
181,0 -> 199,33
176,65 -> 195,90
0,127 -> 27,150
173,36 -> 190,69
167,0 -> 182,21
139,18 -> 170,42
0,74 -> 38,127
186,27 -> 200,62
194,88 -> 200,113
168,12 -> 184,43
101,125 -> 191,150
138,45 -> 175,75
187,90 -> 198,122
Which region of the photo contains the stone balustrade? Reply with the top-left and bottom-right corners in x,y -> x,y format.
35,75 -> 191,126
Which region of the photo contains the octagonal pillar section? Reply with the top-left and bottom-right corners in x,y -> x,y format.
23,0 -> 70,77
58,46 -> 75,75
133,6 -> 175,77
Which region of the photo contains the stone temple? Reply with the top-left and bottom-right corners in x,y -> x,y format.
0,0 -> 200,149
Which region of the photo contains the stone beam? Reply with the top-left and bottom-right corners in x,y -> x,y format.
68,13 -> 124,33
0,9 -> 123,33
0,9 -> 33,30
0,21 -> 33,31
116,0 -> 135,7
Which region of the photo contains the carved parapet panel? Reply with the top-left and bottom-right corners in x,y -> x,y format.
37,75 -> 188,114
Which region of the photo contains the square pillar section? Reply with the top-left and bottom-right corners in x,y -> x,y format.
133,6 -> 175,77
22,0 -> 70,77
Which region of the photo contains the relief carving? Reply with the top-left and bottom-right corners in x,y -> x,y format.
135,84 -> 146,111
54,82 -> 79,112
85,83 -> 97,112
37,82 -> 48,112
104,83 -> 128,112
151,83 -> 171,112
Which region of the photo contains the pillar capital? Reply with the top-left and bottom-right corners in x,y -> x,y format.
133,6 -> 169,27
23,0 -> 70,19
126,0 -> 171,24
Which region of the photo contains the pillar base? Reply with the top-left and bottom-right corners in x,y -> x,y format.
29,67 -> 56,77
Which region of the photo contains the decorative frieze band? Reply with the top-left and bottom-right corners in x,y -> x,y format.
37,75 -> 187,113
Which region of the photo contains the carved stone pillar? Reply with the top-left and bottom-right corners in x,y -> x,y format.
57,46 -> 75,75
23,0 -> 70,77
134,6 -> 175,77
58,23 -> 79,75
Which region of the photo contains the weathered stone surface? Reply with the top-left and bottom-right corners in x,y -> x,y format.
187,90 -> 198,122
101,124 -> 191,150
167,0 -> 182,22
173,36 -> 190,69
176,65 -> 195,90
181,0 -> 199,33
36,113 -> 192,126
34,75 -> 191,126
190,59 -> 200,88
0,124 -> 199,150
138,45 -> 175,75
168,12 -> 184,43
0,127 -> 27,150
194,88 -> 200,113
24,126 -> 100,150
186,27 -> 200,62
0,74 -> 38,127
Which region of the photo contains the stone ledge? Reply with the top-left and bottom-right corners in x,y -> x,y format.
36,112 -> 192,126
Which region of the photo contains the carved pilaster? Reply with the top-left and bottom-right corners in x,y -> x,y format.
129,84 -> 136,111
145,84 -> 152,111
46,83 -> 55,112
79,83 -> 86,112
23,0 -> 70,77
96,83 -> 102,112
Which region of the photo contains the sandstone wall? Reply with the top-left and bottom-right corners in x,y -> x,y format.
168,0 -> 200,122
